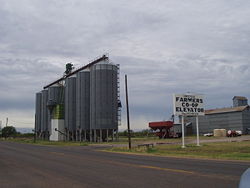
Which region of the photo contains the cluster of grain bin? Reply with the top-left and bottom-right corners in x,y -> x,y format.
35,55 -> 121,142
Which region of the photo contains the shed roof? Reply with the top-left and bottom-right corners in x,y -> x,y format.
233,96 -> 247,100
205,105 -> 249,115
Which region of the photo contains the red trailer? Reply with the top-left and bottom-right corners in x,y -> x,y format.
149,121 -> 181,138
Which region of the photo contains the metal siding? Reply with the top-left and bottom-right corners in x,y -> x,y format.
65,77 -> 76,131
35,92 -> 42,132
228,112 -> 243,130
242,107 -> 250,133
48,86 -> 64,104
41,90 -> 49,132
90,63 -> 118,130
76,71 -> 90,130
188,111 -> 245,134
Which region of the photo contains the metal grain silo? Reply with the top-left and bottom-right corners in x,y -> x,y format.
48,86 -> 64,104
65,77 -> 76,140
90,62 -> 118,142
41,89 -> 49,139
35,92 -> 42,135
76,70 -> 90,141
47,86 -> 64,134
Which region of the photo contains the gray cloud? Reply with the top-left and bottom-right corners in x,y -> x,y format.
0,0 -> 249,129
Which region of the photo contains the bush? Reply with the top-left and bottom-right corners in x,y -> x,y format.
15,133 -> 34,138
1,126 -> 17,138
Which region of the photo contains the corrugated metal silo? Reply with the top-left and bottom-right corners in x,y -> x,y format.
90,63 -> 118,132
35,92 -> 42,134
48,86 -> 64,134
65,77 -> 76,139
48,86 -> 64,104
41,89 -> 49,138
76,71 -> 90,140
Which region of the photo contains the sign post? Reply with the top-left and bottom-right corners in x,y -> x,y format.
181,114 -> 185,148
173,93 -> 205,148
196,116 -> 200,146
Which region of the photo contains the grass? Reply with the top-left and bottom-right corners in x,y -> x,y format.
2,137 -> 89,146
1,135 -> 238,146
1,136 -> 169,147
1,136 -> 156,146
106,141 -> 250,161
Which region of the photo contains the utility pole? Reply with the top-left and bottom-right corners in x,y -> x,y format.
125,75 -> 131,150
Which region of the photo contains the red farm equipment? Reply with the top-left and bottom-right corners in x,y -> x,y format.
149,121 -> 181,139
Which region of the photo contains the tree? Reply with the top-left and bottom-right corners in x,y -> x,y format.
119,130 -> 134,137
1,126 -> 17,138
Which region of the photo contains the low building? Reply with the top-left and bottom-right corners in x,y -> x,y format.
186,96 -> 250,134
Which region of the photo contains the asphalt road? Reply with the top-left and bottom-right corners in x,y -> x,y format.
0,142 -> 249,188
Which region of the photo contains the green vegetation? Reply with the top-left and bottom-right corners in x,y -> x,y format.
119,129 -> 155,137
4,137 -> 89,146
106,141 -> 250,161
117,136 -> 159,142
1,126 -> 17,138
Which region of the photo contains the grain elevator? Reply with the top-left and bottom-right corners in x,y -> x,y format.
35,55 -> 121,142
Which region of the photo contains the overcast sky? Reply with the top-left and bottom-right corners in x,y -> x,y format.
0,0 -> 249,130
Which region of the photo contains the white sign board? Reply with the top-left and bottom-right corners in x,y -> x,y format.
173,94 -> 205,116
